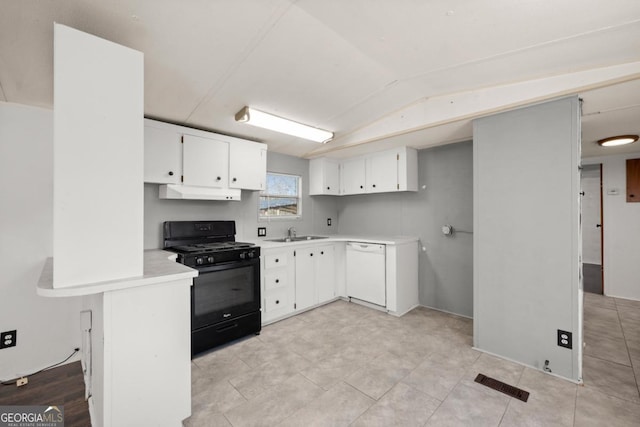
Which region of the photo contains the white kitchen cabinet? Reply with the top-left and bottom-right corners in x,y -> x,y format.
144,119 -> 267,194
364,147 -> 418,194
392,146 -> 418,192
313,147 -> 417,196
261,248 -> 295,323
182,134 -> 229,188
384,241 -> 419,316
229,140 -> 267,190
261,238 -> 417,324
316,245 -> 336,303
309,158 -> 340,195
295,244 -> 337,311
294,247 -> 317,311
367,151 -> 399,193
341,158 -> 367,195
144,119 -> 182,184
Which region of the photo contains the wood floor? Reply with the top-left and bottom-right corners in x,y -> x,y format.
0,361 -> 90,427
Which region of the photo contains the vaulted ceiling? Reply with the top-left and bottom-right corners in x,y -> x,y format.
1,0 -> 639,158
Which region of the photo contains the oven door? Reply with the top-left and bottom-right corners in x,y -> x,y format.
191,258 -> 260,330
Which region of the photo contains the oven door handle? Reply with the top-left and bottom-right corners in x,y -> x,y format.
195,258 -> 259,273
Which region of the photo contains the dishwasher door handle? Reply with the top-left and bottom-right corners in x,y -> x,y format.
347,242 -> 385,253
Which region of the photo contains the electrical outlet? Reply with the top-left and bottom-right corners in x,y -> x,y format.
16,377 -> 28,387
257,227 -> 266,237
0,330 -> 17,349
327,218 -> 332,226
557,330 -> 572,349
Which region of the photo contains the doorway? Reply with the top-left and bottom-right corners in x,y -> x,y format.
581,164 -> 603,294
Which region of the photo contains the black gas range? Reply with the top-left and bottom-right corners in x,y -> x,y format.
164,221 -> 261,357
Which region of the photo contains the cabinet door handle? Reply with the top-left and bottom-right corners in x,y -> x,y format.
360,185 -> 363,189
275,300 -> 280,304
327,186 -> 330,190
216,176 -> 221,181
275,279 -> 279,283
310,253 -> 314,257
233,177 -> 237,182
275,259 -> 279,263
373,184 -> 376,188
168,171 -> 174,176
321,251 -> 324,255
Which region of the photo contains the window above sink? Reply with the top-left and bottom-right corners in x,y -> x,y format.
259,172 -> 302,220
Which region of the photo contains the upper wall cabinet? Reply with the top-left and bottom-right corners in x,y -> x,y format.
340,158 -> 367,195
367,150 -> 401,193
229,140 -> 267,191
309,158 -> 340,195
182,134 -> 229,188
144,119 -> 267,193
143,120 -> 182,184
309,147 -> 418,196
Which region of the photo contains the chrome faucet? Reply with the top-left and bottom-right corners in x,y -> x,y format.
287,227 -> 297,239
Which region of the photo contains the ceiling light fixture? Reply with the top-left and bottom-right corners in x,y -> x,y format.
235,106 -> 333,143
597,134 -> 638,147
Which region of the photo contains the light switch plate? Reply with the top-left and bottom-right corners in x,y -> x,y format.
257,227 -> 267,237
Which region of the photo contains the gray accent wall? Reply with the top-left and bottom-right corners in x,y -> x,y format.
144,151 -> 338,249
473,97 -> 581,381
337,142 -> 474,317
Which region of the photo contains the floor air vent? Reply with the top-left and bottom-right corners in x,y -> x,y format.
474,373 -> 530,402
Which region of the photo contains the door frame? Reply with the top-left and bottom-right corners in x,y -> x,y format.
599,164 -> 604,293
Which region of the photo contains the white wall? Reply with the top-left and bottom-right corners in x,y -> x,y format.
473,97 -> 581,381
53,24 -> 144,288
585,153 -> 640,300
0,101 -> 81,379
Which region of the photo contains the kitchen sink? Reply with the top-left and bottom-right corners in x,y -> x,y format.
294,235 -> 328,241
265,235 -> 328,243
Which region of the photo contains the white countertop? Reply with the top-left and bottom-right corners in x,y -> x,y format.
37,250 -> 198,297
249,234 -> 419,249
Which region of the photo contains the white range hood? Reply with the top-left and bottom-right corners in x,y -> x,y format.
159,184 -> 241,201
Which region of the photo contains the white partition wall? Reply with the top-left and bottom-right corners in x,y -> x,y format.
53,24 -> 144,288
473,96 -> 582,381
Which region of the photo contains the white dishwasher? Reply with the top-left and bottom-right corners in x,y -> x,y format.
346,242 -> 386,307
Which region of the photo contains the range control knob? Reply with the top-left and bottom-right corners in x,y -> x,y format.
207,256 -> 214,264
247,251 -> 255,258
239,252 -> 246,260
195,257 -> 204,266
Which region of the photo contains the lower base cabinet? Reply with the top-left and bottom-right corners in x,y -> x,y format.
261,248 -> 295,323
261,244 -> 336,324
261,239 -> 418,324
295,245 -> 336,312
316,245 -> 336,303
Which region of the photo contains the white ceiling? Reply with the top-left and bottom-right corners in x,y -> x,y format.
1,0 -> 640,159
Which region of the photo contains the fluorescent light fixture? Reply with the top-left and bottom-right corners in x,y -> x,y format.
597,134 -> 638,147
235,106 -> 333,143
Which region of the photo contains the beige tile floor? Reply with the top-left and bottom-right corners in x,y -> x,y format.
185,293 -> 640,426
